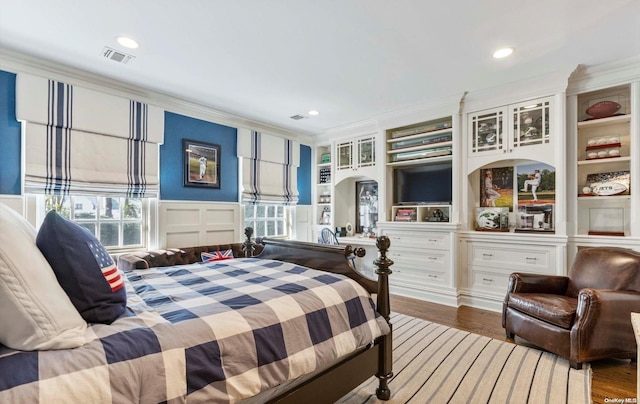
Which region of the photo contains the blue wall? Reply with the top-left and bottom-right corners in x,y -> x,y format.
298,145 -> 311,205
161,112 -> 312,203
161,112 -> 238,201
0,70 -> 312,203
0,71 -> 22,195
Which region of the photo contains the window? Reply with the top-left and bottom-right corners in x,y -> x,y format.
244,204 -> 289,238
41,195 -> 147,250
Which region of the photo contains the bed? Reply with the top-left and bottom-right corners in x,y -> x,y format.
0,227 -> 393,403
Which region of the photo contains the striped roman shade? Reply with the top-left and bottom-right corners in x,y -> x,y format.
16,73 -> 164,197
237,129 -> 299,205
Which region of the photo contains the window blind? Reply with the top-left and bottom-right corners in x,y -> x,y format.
237,129 -> 299,205
16,73 -> 163,197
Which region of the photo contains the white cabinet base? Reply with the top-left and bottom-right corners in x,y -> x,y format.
378,222 -> 459,308
459,231 -> 567,312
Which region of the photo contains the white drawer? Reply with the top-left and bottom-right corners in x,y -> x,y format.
391,267 -> 449,287
384,230 -> 450,250
469,243 -> 554,273
471,270 -> 510,293
388,248 -> 449,274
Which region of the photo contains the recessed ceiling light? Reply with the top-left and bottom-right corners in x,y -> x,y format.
116,36 -> 139,49
492,47 -> 515,59
308,110 -> 319,116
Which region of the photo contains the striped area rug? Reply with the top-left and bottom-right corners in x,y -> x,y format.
338,313 -> 591,403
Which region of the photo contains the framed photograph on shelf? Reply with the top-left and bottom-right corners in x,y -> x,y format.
480,166 -> 513,208
183,139 -> 221,188
517,162 -> 555,204
355,180 -> 378,234
320,208 -> 331,225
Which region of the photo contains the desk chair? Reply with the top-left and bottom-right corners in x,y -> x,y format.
320,227 -> 357,269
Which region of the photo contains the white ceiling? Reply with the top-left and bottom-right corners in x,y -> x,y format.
1,0 -> 639,136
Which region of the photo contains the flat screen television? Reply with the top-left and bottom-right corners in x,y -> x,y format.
394,162 -> 452,205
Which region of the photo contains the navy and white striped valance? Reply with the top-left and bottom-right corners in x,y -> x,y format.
237,129 -> 299,205
16,73 -> 164,143
16,73 -> 163,197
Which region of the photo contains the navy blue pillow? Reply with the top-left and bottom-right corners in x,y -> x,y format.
36,210 -> 126,324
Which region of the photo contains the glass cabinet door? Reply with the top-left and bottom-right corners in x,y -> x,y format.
511,99 -> 551,149
336,141 -> 353,171
469,108 -> 505,155
356,136 -> 375,168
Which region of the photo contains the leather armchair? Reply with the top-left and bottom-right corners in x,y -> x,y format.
502,247 -> 640,369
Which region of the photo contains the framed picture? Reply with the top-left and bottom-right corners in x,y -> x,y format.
480,166 -> 513,209
183,139 -> 221,188
355,180 -> 378,234
517,162 -> 556,203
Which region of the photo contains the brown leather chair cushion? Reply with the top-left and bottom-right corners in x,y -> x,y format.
507,293 -> 577,329
567,247 -> 640,297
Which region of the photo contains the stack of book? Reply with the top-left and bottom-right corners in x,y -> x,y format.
319,167 -> 331,184
394,208 -> 417,222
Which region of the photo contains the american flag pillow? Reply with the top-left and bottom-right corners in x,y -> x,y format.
201,250 -> 234,262
36,210 -> 127,324
88,240 -> 124,292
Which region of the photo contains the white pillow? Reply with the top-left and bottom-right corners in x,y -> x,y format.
0,202 -> 87,350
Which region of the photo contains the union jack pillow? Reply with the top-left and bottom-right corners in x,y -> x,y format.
201,249 -> 234,262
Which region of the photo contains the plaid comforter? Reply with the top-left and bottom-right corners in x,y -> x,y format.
0,258 -> 389,403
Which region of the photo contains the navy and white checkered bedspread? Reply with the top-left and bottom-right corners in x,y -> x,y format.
0,258 -> 389,403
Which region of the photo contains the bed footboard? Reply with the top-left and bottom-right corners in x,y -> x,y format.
257,232 -> 394,401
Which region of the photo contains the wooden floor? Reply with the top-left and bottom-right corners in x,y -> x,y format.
391,294 -> 637,404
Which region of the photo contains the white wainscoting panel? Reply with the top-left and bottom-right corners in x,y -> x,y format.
159,201 -> 240,248
166,231 -> 201,248
204,207 -> 235,225
0,195 -> 24,214
295,205 -> 312,242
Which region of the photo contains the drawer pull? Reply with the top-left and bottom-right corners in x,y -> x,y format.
482,278 -> 494,284
427,256 -> 438,261
428,239 -> 438,242
482,253 -> 493,259
525,257 -> 537,262
428,274 -> 439,278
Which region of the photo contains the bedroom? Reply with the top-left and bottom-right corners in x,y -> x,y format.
1,1 -> 639,402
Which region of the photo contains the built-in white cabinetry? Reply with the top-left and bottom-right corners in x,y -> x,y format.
467,96 -> 555,172
309,58 -> 639,313
566,63 -> 640,259
384,115 -> 457,224
375,113 -> 460,306
334,135 -> 376,184
312,123 -> 381,241
458,232 -> 565,311
460,70 -> 569,310
312,144 -> 333,242
386,117 -> 453,167
377,222 -> 458,307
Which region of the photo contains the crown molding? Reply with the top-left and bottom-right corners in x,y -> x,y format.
566,55 -> 640,95
0,47 -> 312,144
314,92 -> 464,144
374,93 -> 463,130
314,118 -> 380,144
462,67 -> 574,113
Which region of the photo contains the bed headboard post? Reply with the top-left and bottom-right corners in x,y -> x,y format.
374,235 -> 393,400
242,227 -> 256,257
